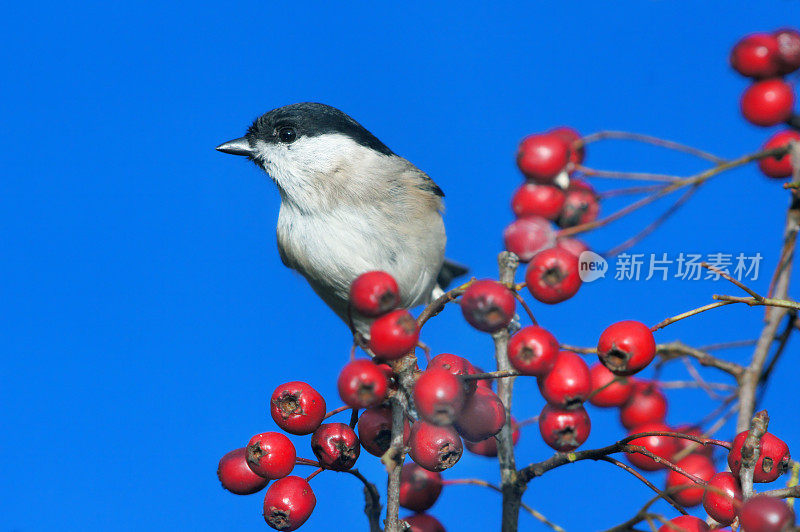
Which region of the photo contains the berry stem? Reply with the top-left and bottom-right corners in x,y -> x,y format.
305,467 -> 324,482
322,405 -> 351,420
595,456 -> 688,516
576,130 -> 726,163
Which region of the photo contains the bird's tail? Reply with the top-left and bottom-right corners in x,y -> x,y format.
436,258 -> 470,290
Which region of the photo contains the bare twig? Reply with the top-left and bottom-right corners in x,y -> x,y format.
576,130 -> 726,163
596,456 -> 688,515
345,469 -> 382,532
739,410 -> 769,499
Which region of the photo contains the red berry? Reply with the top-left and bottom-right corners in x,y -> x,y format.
665,454 -> 716,507
727,430 -> 791,483
263,476 -> 316,531
337,359 -> 389,408
310,422 -> 360,471
557,179 -> 599,229
465,418 -> 520,457
549,126 -> 585,165
525,247 -> 581,304
516,133 -> 571,183
673,426 -> 714,458
460,280 -> 516,333
472,365 -> 493,390
657,515 -> 710,532
620,381 -> 667,430
454,387 -> 505,442
408,420 -> 463,472
588,363 -> 633,407
369,309 -> 420,360
730,33 -> 781,78
537,351 -> 591,408
759,130 -> 800,178
740,79 -> 795,127
739,495 -> 795,532
775,28 -> 800,74
217,447 -> 269,495
403,513 -> 446,532
350,270 -> 400,316
271,381 -> 327,436
626,421 -> 679,471
428,353 -> 478,397
597,320 -> 656,376
503,216 -> 556,262
399,463 -> 443,512
539,403 -> 591,451
511,183 -> 566,221
555,238 -> 589,258
246,432 -> 296,480
414,368 -> 465,426
703,472 -> 742,526
507,325 -> 559,377
357,405 -> 411,457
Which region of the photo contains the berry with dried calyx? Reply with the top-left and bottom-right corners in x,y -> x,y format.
408,420 -> 463,472
271,381 -> 327,436
263,476 -> 316,531
217,447 -> 270,495
460,280 -> 516,333
557,179 -> 599,229
337,359 -> 389,408
525,247 -> 581,304
538,403 -> 591,451
727,430 -> 791,483
357,405 -> 411,457
349,270 -> 400,316
507,325 -> 559,377
246,432 -> 296,480
369,309 -> 420,360
310,422 -> 360,471
597,320 -> 656,376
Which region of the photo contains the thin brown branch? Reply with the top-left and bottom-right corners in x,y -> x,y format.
701,262 -> 763,300
577,130 -> 726,163
596,456 -> 688,515
416,281 -> 473,328
599,184 -> 670,198
650,301 -> 735,331
344,469 -> 382,532
656,341 -> 744,376
461,369 -> 521,382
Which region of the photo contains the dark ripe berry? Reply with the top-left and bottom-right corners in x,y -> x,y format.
310,422 -> 360,471
537,351 -> 591,409
465,418 -> 520,457
246,432 -> 296,480
263,476 -> 316,531
349,270 -> 400,316
337,359 -> 389,408
588,363 -> 633,408
597,320 -> 656,376
270,381 -> 327,436
626,421 -> 679,471
730,33 -> 781,78
511,183 -> 566,221
218,447 -> 269,495
503,216 -> 556,262
507,325 -> 559,377
471,365 -> 493,390
728,430 -> 791,483
740,79 -> 795,127
454,387 -> 505,442
664,454 -> 716,507
516,133 -> 571,183
775,28 -> 800,74
759,130 -> 800,179
428,353 -> 478,397
369,309 -> 420,360
403,513 -> 446,532
414,368 -> 465,426
539,403 -> 591,451
549,126 -> 585,165
619,381 -> 667,430
657,516 -> 710,532
555,237 -> 589,258
357,405 -> 411,457
399,463 -> 443,512
525,247 -> 581,304
703,472 -> 742,526
739,495 -> 795,532
408,420 -> 463,472
557,179 -> 599,229
460,280 -> 516,333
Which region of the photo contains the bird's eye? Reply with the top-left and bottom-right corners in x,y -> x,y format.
278,127 -> 297,144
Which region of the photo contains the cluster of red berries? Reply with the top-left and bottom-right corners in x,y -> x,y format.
730,28 -> 800,179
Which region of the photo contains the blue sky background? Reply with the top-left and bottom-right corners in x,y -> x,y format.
3,2 -> 799,530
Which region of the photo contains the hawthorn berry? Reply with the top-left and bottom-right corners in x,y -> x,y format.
511,183 -> 566,221
399,463 -> 443,512
557,179 -> 599,229
337,359 -> 389,409
759,130 -> 800,178
454,387 -> 505,442
465,418 -> 520,457
428,352 -> 478,397
263,476 -> 316,531
357,405 -> 411,457
626,421 -> 679,471
596,320 -> 656,376
619,381 -> 667,430
538,403 -> 591,451
537,351 -> 592,409
246,432 -> 296,480
703,472 -> 742,526
507,325 -> 559,377
349,270 -> 400,316
369,309 -> 420,360
408,420 -> 463,472
739,495 -> 795,532
673,425 -> 714,458
516,133 -> 571,183
588,363 -> 633,408
217,447 -> 270,495
730,33 -> 781,78
414,368 -> 465,426
403,513 -> 446,532
657,515 -> 710,532
555,237 -> 589,258
775,28 -> 800,74
503,216 -> 556,262
549,126 -> 585,165
472,365 -> 493,390
740,79 -> 795,127
525,247 -> 581,304
664,454 -> 716,507
271,381 -> 327,436
727,430 -> 791,483
310,422 -> 360,471
460,280 -> 516,333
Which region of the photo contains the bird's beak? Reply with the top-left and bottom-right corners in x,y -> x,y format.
216,137 -> 253,156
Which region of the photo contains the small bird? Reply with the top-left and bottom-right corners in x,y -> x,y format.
216,102 -> 466,333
